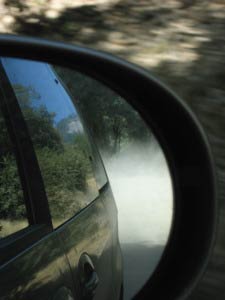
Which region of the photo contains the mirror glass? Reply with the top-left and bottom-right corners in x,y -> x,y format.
54,66 -> 173,299
0,57 -> 173,299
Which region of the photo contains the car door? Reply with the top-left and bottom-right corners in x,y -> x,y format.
0,60 -> 76,300
1,57 -> 120,300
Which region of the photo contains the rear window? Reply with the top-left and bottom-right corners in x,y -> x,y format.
2,58 -> 99,229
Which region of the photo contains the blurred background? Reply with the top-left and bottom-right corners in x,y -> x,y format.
0,0 -> 225,299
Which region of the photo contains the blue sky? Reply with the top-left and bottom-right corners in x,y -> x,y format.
1,57 -> 77,124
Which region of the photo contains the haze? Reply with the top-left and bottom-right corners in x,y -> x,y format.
101,138 -> 173,299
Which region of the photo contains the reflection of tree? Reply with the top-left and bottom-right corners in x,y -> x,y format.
14,84 -> 40,107
15,84 -> 95,219
54,67 -> 151,156
14,84 -> 63,151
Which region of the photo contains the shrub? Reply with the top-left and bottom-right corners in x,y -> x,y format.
36,145 -> 89,219
0,155 -> 26,219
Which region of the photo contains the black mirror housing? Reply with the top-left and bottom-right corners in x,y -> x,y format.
0,35 -> 217,300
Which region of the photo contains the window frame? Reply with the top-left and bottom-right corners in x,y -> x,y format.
0,61 -> 53,265
0,58 -> 103,235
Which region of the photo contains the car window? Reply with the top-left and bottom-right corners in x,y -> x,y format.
2,58 -> 99,229
53,66 -> 108,190
0,104 -> 28,238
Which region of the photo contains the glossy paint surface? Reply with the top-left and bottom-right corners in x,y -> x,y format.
58,186 -> 122,300
0,187 -> 121,300
0,230 -> 75,300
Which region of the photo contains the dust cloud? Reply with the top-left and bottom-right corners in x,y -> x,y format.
101,137 -> 173,299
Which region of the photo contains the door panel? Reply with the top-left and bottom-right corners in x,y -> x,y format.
0,232 -> 76,300
57,189 -> 115,300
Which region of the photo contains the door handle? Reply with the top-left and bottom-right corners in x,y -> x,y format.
78,253 -> 99,300
52,287 -> 74,300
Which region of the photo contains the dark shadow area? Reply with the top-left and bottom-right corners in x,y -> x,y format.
121,243 -> 164,299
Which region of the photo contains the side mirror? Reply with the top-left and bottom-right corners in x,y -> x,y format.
0,35 -> 216,300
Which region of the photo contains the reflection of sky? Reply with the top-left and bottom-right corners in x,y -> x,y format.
1,57 -> 77,123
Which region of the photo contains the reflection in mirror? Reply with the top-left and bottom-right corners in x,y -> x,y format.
53,65 -> 174,299
0,57 -> 173,299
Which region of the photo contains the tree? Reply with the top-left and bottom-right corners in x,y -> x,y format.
0,154 -> 25,218
14,84 -> 63,151
53,66 -> 152,156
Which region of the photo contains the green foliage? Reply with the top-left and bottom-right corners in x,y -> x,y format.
0,114 -> 14,159
0,155 -> 25,219
38,146 -> 88,193
23,105 -> 63,151
36,145 -> 89,219
14,84 -> 63,151
73,133 -> 90,156
14,84 -> 40,108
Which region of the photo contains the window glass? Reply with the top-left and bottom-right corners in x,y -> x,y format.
0,105 -> 28,238
53,66 -> 108,189
2,58 -> 99,228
